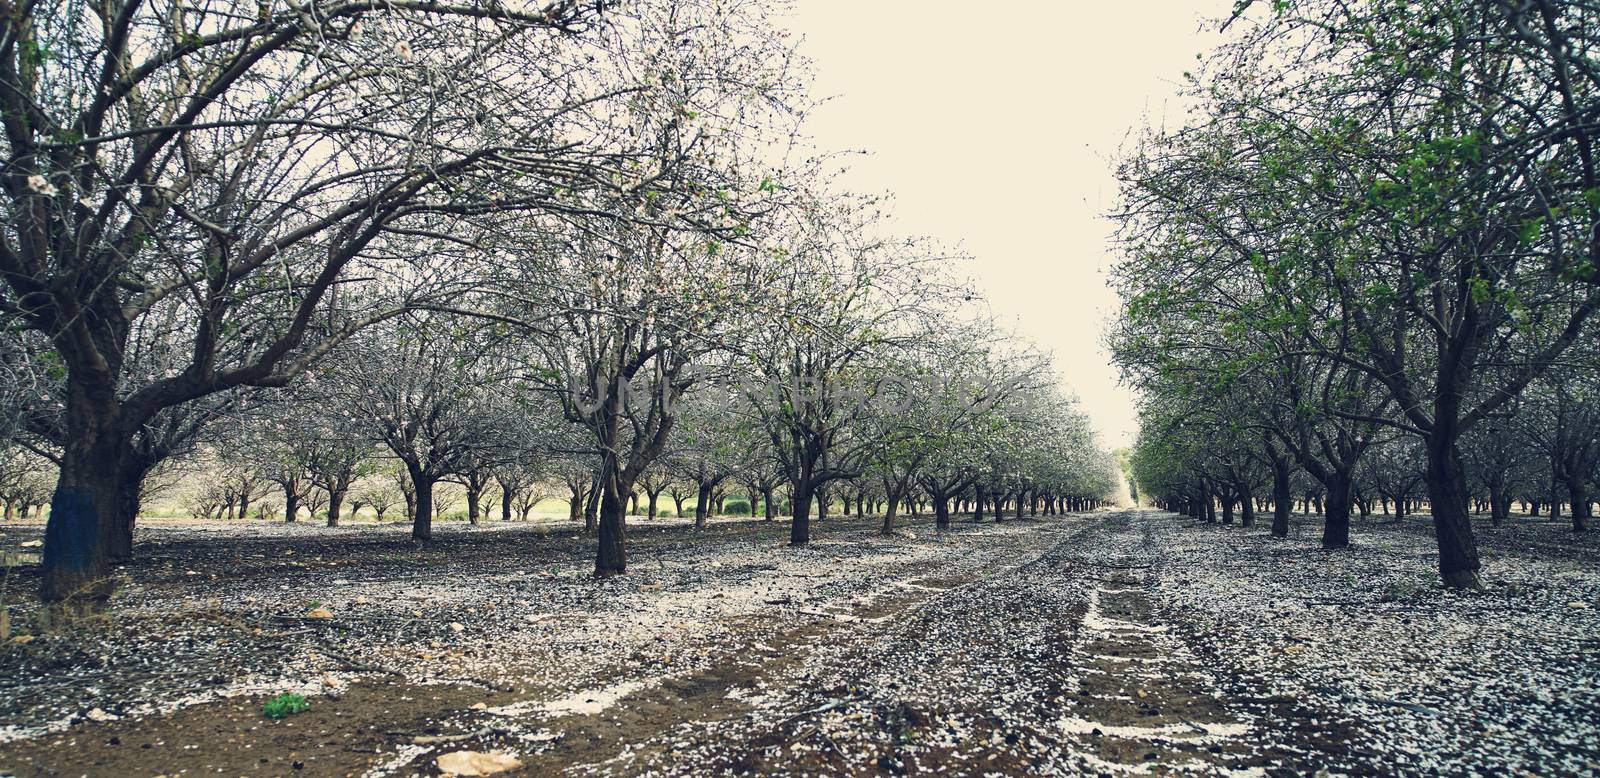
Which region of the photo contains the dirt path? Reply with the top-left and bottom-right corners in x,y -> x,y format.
3,509 -> 1596,775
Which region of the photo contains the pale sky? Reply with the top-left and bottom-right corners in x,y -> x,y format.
782,3 -> 1226,449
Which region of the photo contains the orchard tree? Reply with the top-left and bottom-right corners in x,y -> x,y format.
332,317 -> 526,540
1113,0 -> 1600,586
2,0 -> 796,609
735,199 -> 959,545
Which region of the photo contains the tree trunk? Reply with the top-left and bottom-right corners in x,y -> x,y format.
934,491 -> 951,532
411,471 -> 435,541
790,478 -> 812,546
106,458 -> 151,563
762,488 -> 775,520
647,491 -> 659,521
41,438 -> 140,609
583,480 -> 599,533
283,488 -> 299,523
1321,471 -> 1353,550
1423,435 -> 1482,589
595,471 -> 627,577
880,486 -> 901,535
501,488 -> 514,522
973,486 -> 986,522
326,489 -> 345,528
1489,478 -> 1510,527
695,481 -> 712,529
1570,480 -> 1590,532
466,486 -> 481,525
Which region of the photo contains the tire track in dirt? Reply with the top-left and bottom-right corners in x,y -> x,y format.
421,519 -> 1101,775
1052,511 -> 1259,773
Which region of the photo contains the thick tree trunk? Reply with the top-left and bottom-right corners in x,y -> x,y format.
1570,481 -> 1590,532
647,492 -> 659,521
934,491 -> 951,531
1321,471 -> 1353,549
973,486 -> 986,522
790,479 -> 812,546
283,488 -> 299,523
695,482 -> 712,530
466,486 -> 481,525
41,439 -> 139,610
411,472 -> 435,541
1423,435 -> 1482,589
596,472 -> 627,577
326,489 -> 345,528
880,486 -> 901,535
762,488 -> 775,520
1221,495 -> 1235,525
501,488 -> 514,521
1489,479 -> 1510,527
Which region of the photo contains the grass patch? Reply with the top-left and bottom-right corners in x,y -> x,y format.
262,693 -> 309,719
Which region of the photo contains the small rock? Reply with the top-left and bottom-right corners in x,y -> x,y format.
355,596 -> 370,605
436,750 -> 523,776
1567,601 -> 1590,610
450,622 -> 465,633
86,707 -> 116,722
306,607 -> 334,620
471,702 -> 488,710
19,539 -> 42,548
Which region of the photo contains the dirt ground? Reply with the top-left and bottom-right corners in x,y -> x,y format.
1,509 -> 1597,776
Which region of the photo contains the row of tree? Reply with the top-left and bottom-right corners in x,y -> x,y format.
1109,0 -> 1600,588
0,0 -> 1116,609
